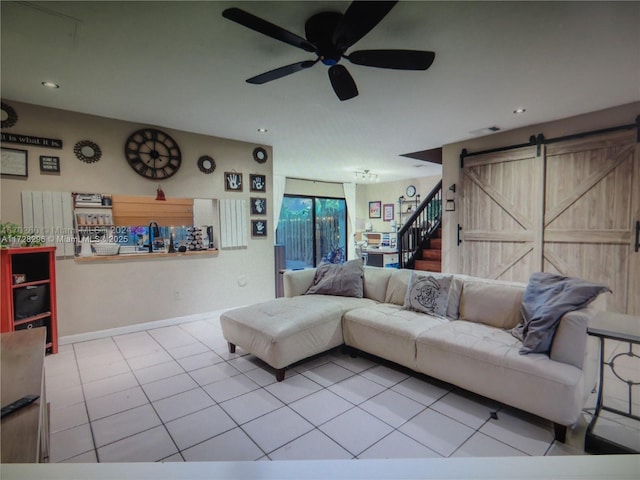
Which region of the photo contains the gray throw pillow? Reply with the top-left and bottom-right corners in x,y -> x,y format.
512,272 -> 611,354
403,271 -> 453,318
305,259 -> 364,298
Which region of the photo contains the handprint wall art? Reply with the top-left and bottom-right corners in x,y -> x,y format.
250,197 -> 267,215
252,219 -> 268,237
250,174 -> 266,192
224,172 -> 243,192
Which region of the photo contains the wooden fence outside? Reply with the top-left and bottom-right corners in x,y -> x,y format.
277,210 -> 342,266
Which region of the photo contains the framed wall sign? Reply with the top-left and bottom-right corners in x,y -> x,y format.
0,132 -> 62,149
250,174 -> 266,192
383,203 -> 394,221
369,201 -> 381,219
252,219 -> 267,237
40,155 -> 60,173
224,172 -> 243,191
1,147 -> 28,177
250,197 -> 267,215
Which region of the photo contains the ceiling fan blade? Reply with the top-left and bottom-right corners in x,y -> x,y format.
223,8 -> 317,53
333,1 -> 398,51
328,65 -> 358,101
347,50 -> 435,70
247,60 -> 318,85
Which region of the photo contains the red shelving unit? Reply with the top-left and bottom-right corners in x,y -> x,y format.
1,246 -> 58,354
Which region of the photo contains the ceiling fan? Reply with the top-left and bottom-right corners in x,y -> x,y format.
222,1 -> 435,101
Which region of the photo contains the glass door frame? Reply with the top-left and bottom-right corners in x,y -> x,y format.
277,194 -> 348,268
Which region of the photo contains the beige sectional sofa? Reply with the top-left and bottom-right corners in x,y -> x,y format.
220,266 -> 600,442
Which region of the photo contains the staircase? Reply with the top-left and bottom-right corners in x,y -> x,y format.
413,227 -> 442,272
397,180 -> 442,270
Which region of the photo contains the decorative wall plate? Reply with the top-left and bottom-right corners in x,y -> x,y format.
74,140 -> 102,163
253,147 -> 268,164
125,128 -> 181,179
197,155 -> 216,174
1,102 -> 18,129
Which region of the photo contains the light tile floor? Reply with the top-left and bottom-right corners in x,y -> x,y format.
44,314 -> 633,463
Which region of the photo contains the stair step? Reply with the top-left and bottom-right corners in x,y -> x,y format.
429,238 -> 442,249
414,260 -> 441,272
421,249 -> 441,261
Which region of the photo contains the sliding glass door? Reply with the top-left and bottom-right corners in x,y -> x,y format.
276,195 -> 347,269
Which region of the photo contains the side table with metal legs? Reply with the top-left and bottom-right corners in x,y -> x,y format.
585,311 -> 640,454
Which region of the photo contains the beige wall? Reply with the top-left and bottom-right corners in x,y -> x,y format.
5,99 -> 633,336
359,176 -> 441,233
441,101 -> 640,273
285,178 -> 346,198
1,101 -> 274,336
283,175 -> 442,258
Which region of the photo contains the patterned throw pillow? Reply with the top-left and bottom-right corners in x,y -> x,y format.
403,272 -> 453,317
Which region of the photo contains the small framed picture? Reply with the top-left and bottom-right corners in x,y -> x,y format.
250,174 -> 266,192
369,201 -> 381,219
251,219 -> 268,237
250,197 -> 267,215
383,203 -> 394,221
40,155 -> 60,173
1,147 -> 28,177
224,172 -> 243,192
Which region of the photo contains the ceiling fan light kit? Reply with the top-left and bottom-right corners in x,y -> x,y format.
354,169 -> 378,182
223,1 -> 435,101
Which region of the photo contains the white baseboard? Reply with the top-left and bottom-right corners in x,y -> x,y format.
59,308 -> 232,345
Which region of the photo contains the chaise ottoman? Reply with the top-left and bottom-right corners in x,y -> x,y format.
220,294 -> 374,381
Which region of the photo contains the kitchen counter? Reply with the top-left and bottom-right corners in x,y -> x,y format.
74,249 -> 218,263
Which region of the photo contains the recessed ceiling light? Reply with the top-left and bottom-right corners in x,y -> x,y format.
513,107 -> 526,114
41,81 -> 60,89
257,128 -> 268,133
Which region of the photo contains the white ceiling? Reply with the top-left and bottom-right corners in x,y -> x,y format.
1,1 -> 639,184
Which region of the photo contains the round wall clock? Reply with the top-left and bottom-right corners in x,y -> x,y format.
74,140 -> 102,163
253,147 -> 268,164
406,185 -> 417,197
125,128 -> 182,180
1,102 -> 18,129
197,155 -> 216,174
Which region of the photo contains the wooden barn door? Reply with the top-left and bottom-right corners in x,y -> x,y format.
460,128 -> 639,315
543,130 -> 639,314
460,146 -> 544,282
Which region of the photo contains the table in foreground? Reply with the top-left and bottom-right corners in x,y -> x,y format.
585,311 -> 640,454
1,328 -> 49,463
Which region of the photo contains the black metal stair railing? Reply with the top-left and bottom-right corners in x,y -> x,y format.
397,180 -> 442,269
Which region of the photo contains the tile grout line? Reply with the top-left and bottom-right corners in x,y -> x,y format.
113,327 -> 212,462
72,340 -> 100,462
49,318 -> 606,462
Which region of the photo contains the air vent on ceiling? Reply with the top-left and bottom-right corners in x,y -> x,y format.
470,126 -> 501,136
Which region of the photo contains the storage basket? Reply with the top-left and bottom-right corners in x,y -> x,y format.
93,243 -> 120,256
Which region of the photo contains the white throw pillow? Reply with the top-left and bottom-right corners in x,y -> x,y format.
403,271 -> 453,318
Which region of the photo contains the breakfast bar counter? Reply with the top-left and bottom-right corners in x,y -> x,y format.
73,249 -> 219,263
